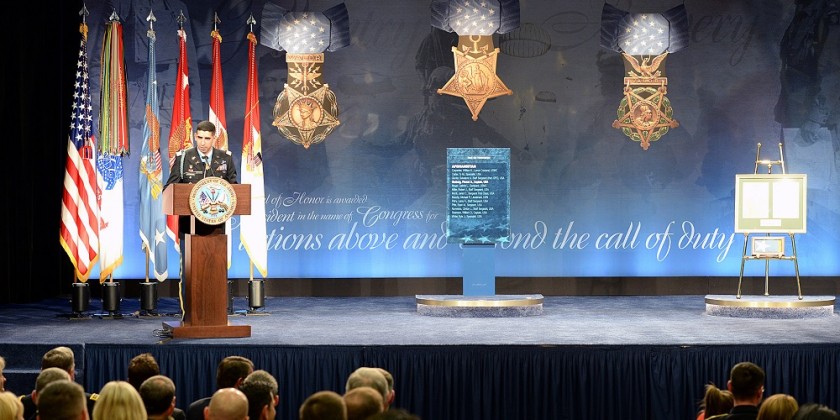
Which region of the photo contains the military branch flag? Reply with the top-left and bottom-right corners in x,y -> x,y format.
139,10 -> 168,282
97,12 -> 129,282
60,10 -> 101,283
240,20 -> 269,278
209,15 -> 228,151
209,16 -> 233,267
166,13 -> 193,250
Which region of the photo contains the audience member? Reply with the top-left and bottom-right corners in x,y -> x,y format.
0,391 -> 24,420
23,347 -> 97,420
720,361 -> 766,420
127,354 -> 184,420
0,356 -> 6,392
300,391 -> 347,420
239,370 -> 278,420
374,368 -> 395,410
345,368 -> 388,410
127,354 -> 160,391
92,380 -> 146,420
344,387 -> 383,420
203,388 -> 248,420
138,375 -> 177,420
792,404 -> 840,420
698,383 -> 735,420
35,380 -> 88,420
756,394 -> 799,420
29,367 -> 72,418
366,409 -> 420,420
185,356 -> 253,420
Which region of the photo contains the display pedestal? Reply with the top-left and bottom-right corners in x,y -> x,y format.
462,244 -> 496,296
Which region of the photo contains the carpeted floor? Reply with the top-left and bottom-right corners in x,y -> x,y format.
0,295 -> 837,346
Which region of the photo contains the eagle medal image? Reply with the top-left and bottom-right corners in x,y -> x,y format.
189,177 -> 237,225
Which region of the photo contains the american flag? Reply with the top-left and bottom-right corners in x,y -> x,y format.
59,20 -> 101,283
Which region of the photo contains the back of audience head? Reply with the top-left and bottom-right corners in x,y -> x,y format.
344,387 -> 384,420
366,409 -> 421,420
728,361 -> 765,404
41,347 -> 75,379
204,388 -> 248,420
0,391 -> 24,420
216,356 -> 254,389
34,368 -> 72,404
36,380 -> 87,420
792,403 -> 840,420
374,368 -> 395,408
757,393 -> 799,420
0,356 -> 6,392
699,383 -> 734,418
138,375 -> 176,420
300,390 -> 347,420
92,380 -> 146,420
345,367 -> 388,408
239,370 -> 278,420
127,353 -> 160,391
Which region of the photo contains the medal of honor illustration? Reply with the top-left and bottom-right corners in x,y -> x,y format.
260,3 -> 350,148
431,0 -> 520,121
600,3 -> 689,150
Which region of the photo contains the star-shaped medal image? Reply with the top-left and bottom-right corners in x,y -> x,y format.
272,84 -> 340,148
437,39 -> 512,121
431,0 -> 520,121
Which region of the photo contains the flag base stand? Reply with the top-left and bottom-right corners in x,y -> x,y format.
234,280 -> 269,316
61,283 -> 92,320
94,282 -> 131,319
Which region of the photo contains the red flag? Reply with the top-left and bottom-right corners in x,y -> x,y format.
166,28 -> 192,249
209,28 -> 233,267
59,20 -> 101,283
209,29 -> 228,151
240,31 -> 268,277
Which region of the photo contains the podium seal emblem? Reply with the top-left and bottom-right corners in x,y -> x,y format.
189,177 -> 237,225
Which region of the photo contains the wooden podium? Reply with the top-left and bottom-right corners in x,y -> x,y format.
161,182 -> 252,338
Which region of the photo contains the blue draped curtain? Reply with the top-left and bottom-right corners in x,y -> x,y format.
83,344 -> 840,420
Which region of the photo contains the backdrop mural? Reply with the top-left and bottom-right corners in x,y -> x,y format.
76,0 -> 840,280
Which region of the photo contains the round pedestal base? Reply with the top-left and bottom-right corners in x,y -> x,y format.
705,295 -> 836,319
416,294 -> 544,317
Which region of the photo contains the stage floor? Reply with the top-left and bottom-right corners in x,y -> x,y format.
1,295 -> 838,346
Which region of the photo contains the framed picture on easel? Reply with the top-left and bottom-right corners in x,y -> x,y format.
734,174 -> 807,234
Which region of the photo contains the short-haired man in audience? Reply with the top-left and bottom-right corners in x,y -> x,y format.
35,379 -> 88,420
239,370 -> 278,420
186,356 -> 253,420
139,375 -> 178,420
721,361 -> 765,420
345,367 -> 388,410
344,386 -> 384,420
374,368 -> 395,409
128,353 -> 185,420
203,388 -> 248,420
28,367 -> 71,417
128,353 -> 160,390
23,347 -> 96,420
300,390 -> 347,420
